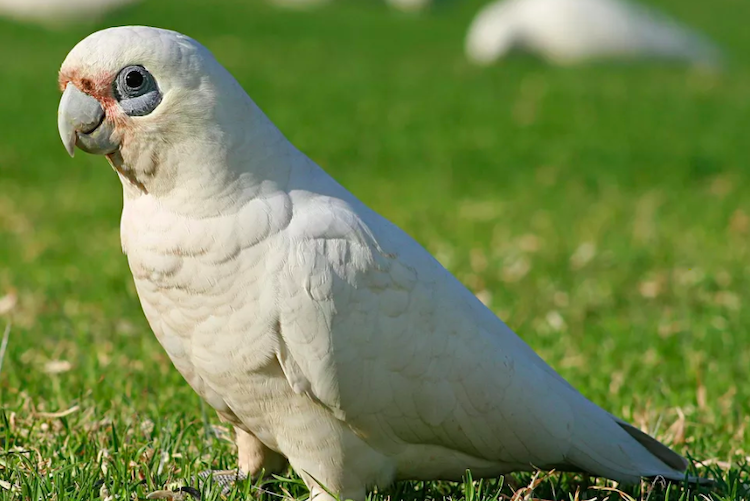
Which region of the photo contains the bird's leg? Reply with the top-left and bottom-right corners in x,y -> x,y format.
193,427 -> 288,496
235,425 -> 288,476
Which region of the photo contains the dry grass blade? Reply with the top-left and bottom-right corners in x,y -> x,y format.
34,405 -> 80,419
0,322 -> 10,376
509,470 -> 555,501
591,485 -> 638,501
145,490 -> 188,500
0,479 -> 19,492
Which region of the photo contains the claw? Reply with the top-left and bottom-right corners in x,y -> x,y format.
144,468 -> 247,500
194,469 -> 248,496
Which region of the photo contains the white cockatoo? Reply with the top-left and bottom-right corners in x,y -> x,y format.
0,0 -> 139,25
465,0 -> 722,66
57,26 -> 700,501
267,0 -> 431,12
266,0 -> 331,10
385,0 -> 432,13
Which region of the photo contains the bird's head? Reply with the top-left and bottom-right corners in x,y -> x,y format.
57,26 -> 288,204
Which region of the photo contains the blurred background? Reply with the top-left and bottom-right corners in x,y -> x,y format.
0,0 -> 748,498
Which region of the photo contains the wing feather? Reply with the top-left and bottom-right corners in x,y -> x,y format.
275,191 -> 686,482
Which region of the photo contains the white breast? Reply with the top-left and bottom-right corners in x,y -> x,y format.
120,191 -> 294,411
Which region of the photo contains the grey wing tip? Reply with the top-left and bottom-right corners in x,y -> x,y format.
617,421 -> 689,472
620,422 -> 715,486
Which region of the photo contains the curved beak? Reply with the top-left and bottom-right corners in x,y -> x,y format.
57,83 -> 118,157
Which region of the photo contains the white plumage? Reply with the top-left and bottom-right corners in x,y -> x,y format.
266,0 -> 332,10
385,0 -> 432,13
57,26 -> 697,501
0,0 -> 139,25
465,0 -> 722,66
267,0 -> 431,12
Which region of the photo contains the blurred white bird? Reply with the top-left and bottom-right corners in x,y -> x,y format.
465,0 -> 722,66
0,0 -> 139,25
58,26 -> 701,501
267,0 -> 431,12
266,0 -> 331,10
385,0 -> 432,13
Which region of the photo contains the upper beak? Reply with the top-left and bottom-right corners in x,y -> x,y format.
57,83 -> 118,157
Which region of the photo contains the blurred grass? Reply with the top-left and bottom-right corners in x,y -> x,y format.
0,0 -> 749,499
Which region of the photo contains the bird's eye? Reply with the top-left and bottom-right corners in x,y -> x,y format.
114,65 -> 162,117
125,69 -> 144,90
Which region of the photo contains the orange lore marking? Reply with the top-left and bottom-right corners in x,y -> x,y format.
58,69 -> 129,130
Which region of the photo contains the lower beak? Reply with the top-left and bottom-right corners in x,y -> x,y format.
57,83 -> 118,157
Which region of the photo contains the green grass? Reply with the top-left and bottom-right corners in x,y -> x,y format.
0,0 -> 749,499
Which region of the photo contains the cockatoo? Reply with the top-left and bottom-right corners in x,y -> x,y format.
465,0 -> 722,66
266,0 -> 331,10
267,0 -> 431,12
0,0 -> 139,26
58,26 -> 699,500
385,0 -> 432,13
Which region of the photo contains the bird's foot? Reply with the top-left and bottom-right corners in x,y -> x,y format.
145,469 -> 247,500
195,469 -> 248,496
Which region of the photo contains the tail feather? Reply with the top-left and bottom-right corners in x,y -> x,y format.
561,397 -> 693,485
616,420 -> 688,472
616,420 -> 712,485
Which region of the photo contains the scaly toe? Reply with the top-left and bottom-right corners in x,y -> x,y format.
195,469 -> 248,496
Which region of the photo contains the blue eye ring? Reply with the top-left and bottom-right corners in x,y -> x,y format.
113,65 -> 162,117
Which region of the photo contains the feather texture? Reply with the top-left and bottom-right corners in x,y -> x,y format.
58,26 -> 701,501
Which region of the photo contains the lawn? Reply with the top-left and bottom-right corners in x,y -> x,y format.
0,0 -> 749,499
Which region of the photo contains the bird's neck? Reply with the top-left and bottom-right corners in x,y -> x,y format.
117,109 -> 305,219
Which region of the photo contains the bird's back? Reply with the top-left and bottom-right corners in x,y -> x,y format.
237,159 -> 692,483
